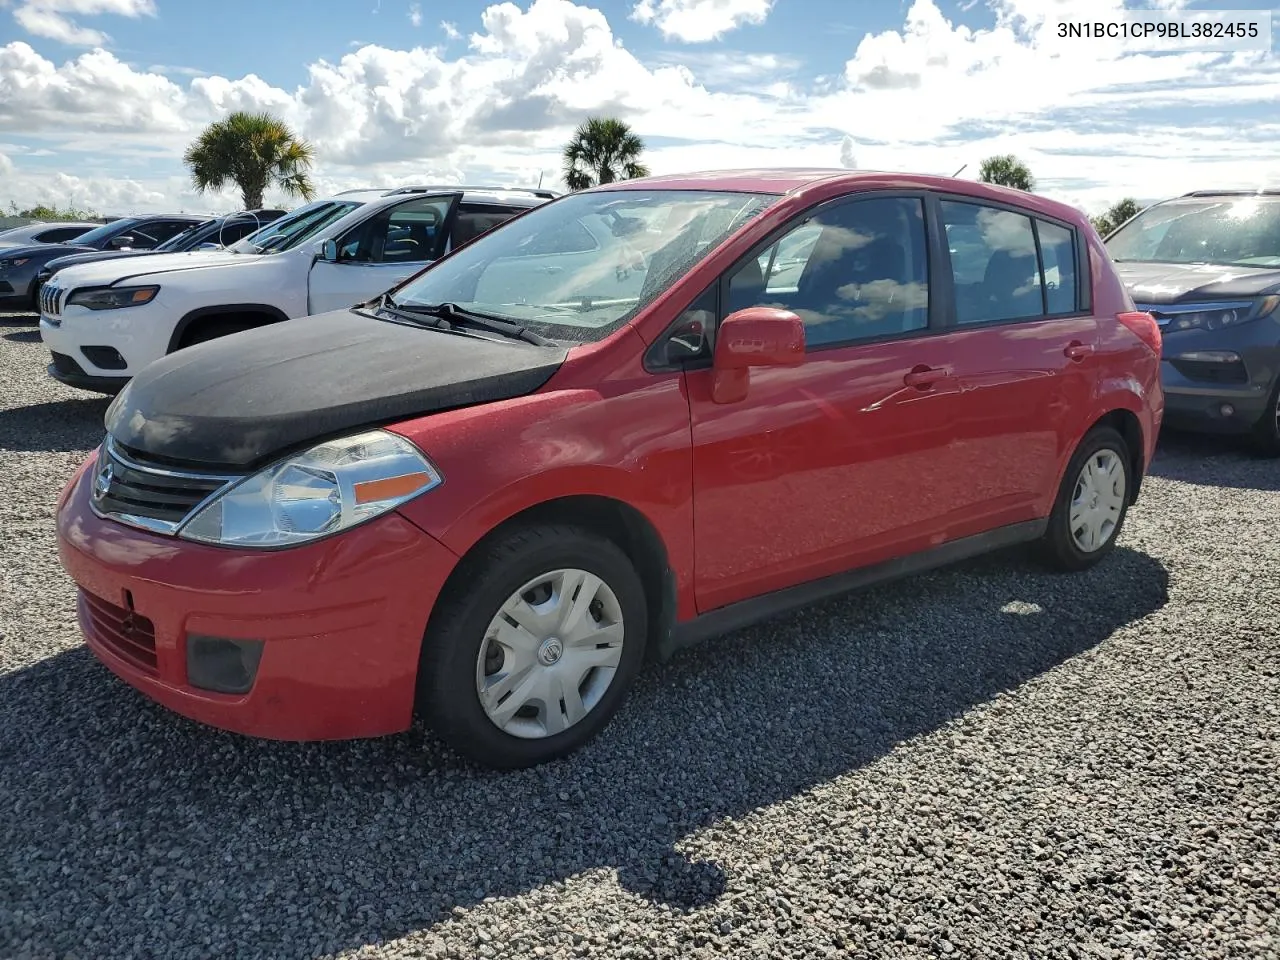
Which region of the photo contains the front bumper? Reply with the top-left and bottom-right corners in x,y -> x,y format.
38,298 -> 169,382
56,457 -> 461,741
1156,323 -> 1280,435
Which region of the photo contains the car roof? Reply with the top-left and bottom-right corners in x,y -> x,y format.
333,185 -> 556,206
588,168 -> 1090,226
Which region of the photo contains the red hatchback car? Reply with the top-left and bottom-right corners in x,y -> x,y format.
55,169 -> 1164,768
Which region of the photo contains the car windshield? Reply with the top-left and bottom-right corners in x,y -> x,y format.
229,201 -> 362,254
392,188 -> 779,342
1106,197 -> 1280,268
73,218 -> 139,246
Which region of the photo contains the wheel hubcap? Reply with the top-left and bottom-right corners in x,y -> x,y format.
475,568 -> 625,740
1069,449 -> 1126,553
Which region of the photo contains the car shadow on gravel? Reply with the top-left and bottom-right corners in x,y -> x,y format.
0,397 -> 109,452
0,545 -> 1169,958
1148,429 -> 1280,491
0,312 -> 37,327
3,328 -> 39,343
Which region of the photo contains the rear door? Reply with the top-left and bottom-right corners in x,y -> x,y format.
307,193 -> 462,314
928,196 -> 1098,525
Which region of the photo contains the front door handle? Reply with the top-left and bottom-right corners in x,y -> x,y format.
1065,341 -> 1094,362
903,365 -> 949,389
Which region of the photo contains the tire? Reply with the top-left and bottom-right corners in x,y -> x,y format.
416,524 -> 648,769
178,318 -> 258,350
1249,379 -> 1280,458
1037,426 -> 1133,572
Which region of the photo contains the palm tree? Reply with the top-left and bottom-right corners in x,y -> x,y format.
562,117 -> 650,191
184,112 -> 316,210
978,154 -> 1035,192
1091,198 -> 1142,238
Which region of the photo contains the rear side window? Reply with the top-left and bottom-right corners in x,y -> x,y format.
34,226 -> 91,243
940,200 -> 1080,324
1037,220 -> 1078,315
452,205 -> 526,248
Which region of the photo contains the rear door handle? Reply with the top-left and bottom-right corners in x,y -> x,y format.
1065,341 -> 1094,361
903,365 -> 949,389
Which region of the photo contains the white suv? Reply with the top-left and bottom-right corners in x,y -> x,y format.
38,186 -> 553,393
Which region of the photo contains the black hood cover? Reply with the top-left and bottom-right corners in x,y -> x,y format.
106,309 -> 569,470
1115,260 -> 1280,304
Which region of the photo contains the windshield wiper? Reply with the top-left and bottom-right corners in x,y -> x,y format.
394,300 -> 553,346
355,292 -> 457,332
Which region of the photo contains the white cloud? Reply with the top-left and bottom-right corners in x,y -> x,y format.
10,0 -> 156,47
3,0 -> 1280,217
408,2 -> 422,27
631,0 -> 772,42
440,20 -> 460,39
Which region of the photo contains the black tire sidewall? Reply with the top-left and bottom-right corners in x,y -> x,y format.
420,528 -> 648,768
1045,427 -> 1133,570
1250,378 -> 1280,456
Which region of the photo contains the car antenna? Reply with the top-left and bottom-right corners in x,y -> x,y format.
952,163 -> 967,177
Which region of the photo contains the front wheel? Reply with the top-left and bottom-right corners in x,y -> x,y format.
1250,379 -> 1280,457
416,524 -> 648,769
1037,426 -> 1133,572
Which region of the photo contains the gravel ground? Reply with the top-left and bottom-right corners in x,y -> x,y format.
1,311 -> 1277,960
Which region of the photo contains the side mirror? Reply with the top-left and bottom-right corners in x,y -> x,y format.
711,307 -> 805,404
316,239 -> 338,262
197,242 -> 220,251
108,236 -> 134,249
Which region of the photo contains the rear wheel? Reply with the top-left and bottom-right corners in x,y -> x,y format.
1037,426 -> 1132,572
416,524 -> 648,769
1250,379 -> 1280,457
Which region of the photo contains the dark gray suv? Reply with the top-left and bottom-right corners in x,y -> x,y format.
1106,190 -> 1280,455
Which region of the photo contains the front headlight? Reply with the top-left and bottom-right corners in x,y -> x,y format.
0,257 -> 30,268
1163,296 -> 1279,333
67,285 -> 159,311
179,430 -> 443,548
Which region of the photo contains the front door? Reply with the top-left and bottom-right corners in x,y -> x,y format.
307,193 -> 461,314
686,194 -> 973,612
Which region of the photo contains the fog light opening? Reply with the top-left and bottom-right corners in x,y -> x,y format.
1220,403 -> 1235,418
186,635 -> 264,695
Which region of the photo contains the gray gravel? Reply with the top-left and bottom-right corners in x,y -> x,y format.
1,311 -> 1277,960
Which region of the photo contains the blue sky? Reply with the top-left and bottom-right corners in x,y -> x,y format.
2,0 -> 1279,216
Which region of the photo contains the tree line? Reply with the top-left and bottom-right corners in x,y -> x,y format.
10,110 -> 1140,237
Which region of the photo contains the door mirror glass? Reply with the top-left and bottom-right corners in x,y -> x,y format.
108,236 -> 134,249
320,239 -> 338,262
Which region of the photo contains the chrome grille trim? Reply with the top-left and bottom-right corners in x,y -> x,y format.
89,436 -> 244,536
40,282 -> 63,319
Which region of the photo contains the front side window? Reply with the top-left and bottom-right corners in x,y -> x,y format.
230,201 -> 362,254
337,196 -> 455,264
722,195 -> 930,349
74,218 -> 141,247
451,205 -> 528,249
1105,196 -> 1280,268
135,221 -> 195,247
393,189 -> 778,343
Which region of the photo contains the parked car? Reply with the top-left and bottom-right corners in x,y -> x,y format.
1,214 -> 204,312
0,221 -> 100,247
38,186 -> 555,392
1105,189 -> 1280,454
55,169 -> 1163,769
34,209 -> 289,299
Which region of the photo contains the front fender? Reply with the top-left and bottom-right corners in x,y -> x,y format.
388,375 -> 697,621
